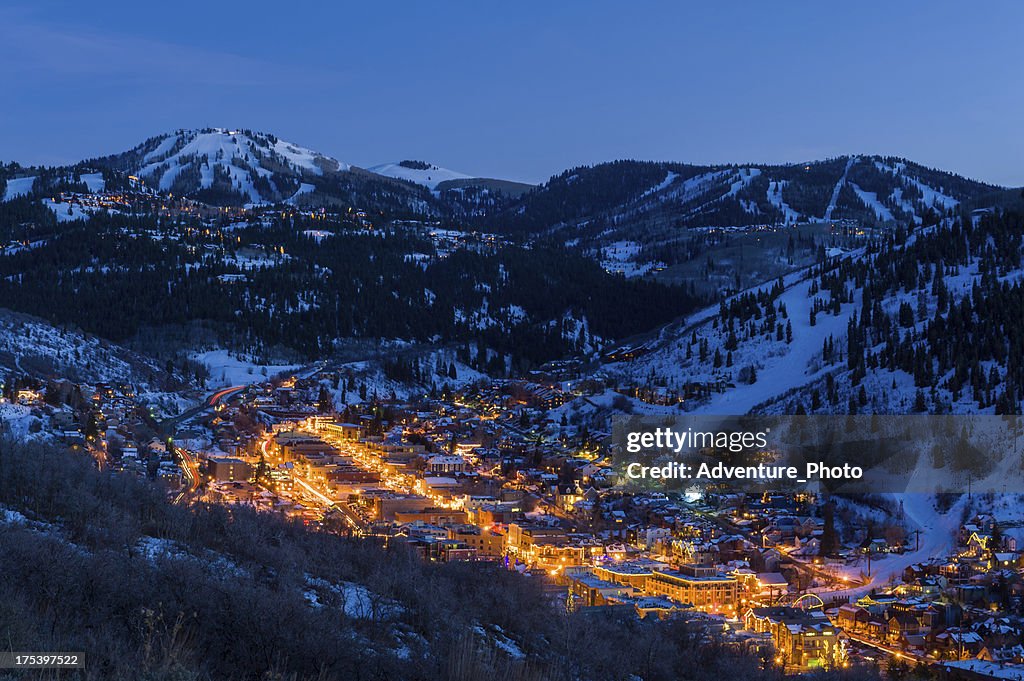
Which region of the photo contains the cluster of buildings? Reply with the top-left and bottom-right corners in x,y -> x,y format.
0,374 -> 188,484
11,358 -> 1024,678
163,373 -> 1024,675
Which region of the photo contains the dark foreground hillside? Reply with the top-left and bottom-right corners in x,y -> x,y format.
0,439 -> 878,681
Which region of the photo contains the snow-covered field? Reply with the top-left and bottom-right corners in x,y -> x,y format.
599,240 -> 666,278
0,402 -> 43,440
193,349 -> 301,388
288,182 -> 316,204
44,198 -> 92,222
81,172 -> 105,193
3,176 -> 36,201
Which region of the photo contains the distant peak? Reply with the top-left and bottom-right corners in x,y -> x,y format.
109,128 -> 350,205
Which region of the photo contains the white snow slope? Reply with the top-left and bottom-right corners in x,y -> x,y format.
367,162 -> 471,190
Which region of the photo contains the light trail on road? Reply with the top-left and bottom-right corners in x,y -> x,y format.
207,385 -> 246,406
293,475 -> 334,507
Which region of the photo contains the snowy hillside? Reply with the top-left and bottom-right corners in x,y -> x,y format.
603,209 -> 1024,417
0,308 -> 193,401
368,160 -> 471,190
328,346 -> 488,407
603,255 -> 864,415
194,349 -> 302,388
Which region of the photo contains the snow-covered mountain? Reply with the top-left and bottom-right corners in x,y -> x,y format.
117,128 -> 346,203
8,131 -> 1017,228
367,160 -> 471,190
86,128 -> 441,213
490,155 -> 1016,237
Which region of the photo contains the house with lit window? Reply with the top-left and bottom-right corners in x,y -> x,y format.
744,606 -> 844,670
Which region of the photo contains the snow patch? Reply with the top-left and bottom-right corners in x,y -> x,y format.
3,176 -> 36,201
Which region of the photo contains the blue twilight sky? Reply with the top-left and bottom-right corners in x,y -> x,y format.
1,1 -> 1022,186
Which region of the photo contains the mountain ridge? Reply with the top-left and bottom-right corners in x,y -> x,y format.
5,129 -> 1018,224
